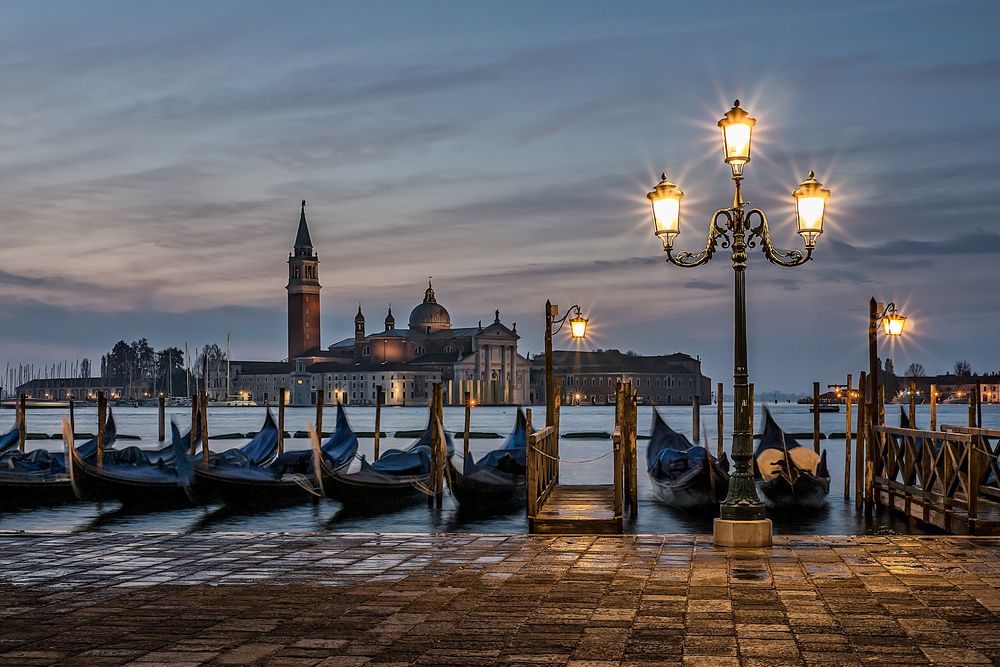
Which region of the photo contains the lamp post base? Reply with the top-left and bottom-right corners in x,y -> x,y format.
713,518 -> 773,548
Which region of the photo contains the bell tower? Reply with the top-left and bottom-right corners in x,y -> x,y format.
287,200 -> 321,360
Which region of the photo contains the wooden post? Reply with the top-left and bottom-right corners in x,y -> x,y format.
526,408 -> 533,433
277,387 -> 286,456
857,373 -> 867,510
315,388 -> 324,437
968,432 -> 979,525
716,382 -> 724,459
691,394 -> 700,443
435,384 -> 444,508
844,374 -> 853,499
462,391 -> 471,466
969,386 -> 977,427
17,394 -> 26,453
552,379 -> 562,484
929,384 -> 937,431
613,384 -> 624,519
374,385 -> 383,460
97,391 -> 106,468
190,394 -> 198,455
629,387 -> 638,519
158,395 -> 165,442
69,397 -> 76,437
812,381 -> 821,453
201,391 -> 210,464
977,383 -> 984,428
909,379 -> 917,429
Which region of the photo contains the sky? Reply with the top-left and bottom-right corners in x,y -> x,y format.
0,0 -> 997,393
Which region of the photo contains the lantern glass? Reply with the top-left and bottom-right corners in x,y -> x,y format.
793,171 -> 830,248
883,312 -> 905,337
647,173 -> 684,247
718,100 -> 756,175
569,315 -> 588,339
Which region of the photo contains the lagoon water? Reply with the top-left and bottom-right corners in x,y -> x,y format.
2,402 -> 995,535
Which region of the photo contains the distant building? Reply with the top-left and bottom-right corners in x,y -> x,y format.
229,201 -> 531,406
907,373 -> 1000,403
14,376 -> 146,401
531,350 -> 711,406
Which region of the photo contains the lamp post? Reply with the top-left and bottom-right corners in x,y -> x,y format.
868,299 -> 906,425
647,100 -> 830,547
544,301 -> 588,427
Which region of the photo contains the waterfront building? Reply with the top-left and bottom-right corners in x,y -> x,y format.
13,376 -> 146,401
908,373 -> 1000,403
229,202 -> 531,406
531,349 -> 711,406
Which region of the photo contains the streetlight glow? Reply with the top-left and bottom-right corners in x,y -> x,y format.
718,100 -> 756,176
647,173 -> 684,248
792,171 -> 830,248
883,310 -> 906,336
569,313 -> 589,339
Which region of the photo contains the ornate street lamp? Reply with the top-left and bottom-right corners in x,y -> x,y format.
647,100 -> 830,547
544,301 -> 588,427
868,299 -> 906,426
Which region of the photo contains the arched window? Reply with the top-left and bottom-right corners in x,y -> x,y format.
445,345 -> 452,353
415,346 -> 425,356
362,345 -> 370,356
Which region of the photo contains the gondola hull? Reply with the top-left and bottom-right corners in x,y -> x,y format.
758,472 -> 830,509
649,461 -> 729,510
447,459 -> 525,510
321,468 -> 429,508
0,473 -> 75,508
193,457 -> 349,508
70,454 -> 197,508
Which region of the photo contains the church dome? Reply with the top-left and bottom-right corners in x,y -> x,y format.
409,281 -> 451,332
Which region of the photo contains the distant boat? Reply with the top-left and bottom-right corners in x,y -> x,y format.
447,408 -> 527,510
646,409 -> 729,509
754,408 -> 829,509
810,404 -> 840,413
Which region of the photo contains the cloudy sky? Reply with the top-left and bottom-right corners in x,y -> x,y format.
0,1 -> 997,392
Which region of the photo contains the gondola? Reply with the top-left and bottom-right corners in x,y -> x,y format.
195,404 -> 357,507
322,411 -> 453,508
0,411 -> 117,508
447,408 -> 528,509
646,408 -> 729,509
754,407 -> 829,509
68,416 -> 196,508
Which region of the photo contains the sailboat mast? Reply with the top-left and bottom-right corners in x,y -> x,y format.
226,333 -> 231,400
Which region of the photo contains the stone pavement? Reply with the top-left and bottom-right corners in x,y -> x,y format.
1,533 -> 999,666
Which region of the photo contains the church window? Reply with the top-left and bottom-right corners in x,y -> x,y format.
362,346 -> 370,355
445,345 -> 452,353
293,267 -> 300,279
415,346 -> 425,356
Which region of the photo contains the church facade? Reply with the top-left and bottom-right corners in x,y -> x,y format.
229,202 -> 531,406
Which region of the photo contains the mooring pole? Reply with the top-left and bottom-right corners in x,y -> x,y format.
315,387 -> 324,437
277,387 -> 285,456
929,384 -> 937,431
97,391 -> 106,468
158,395 -> 165,442
856,372 -> 867,511
374,385 -> 383,461
201,391 -> 210,464
691,394 -> 700,443
17,393 -> 26,453
716,382 -> 724,459
844,374 -> 853,500
69,397 -> 76,437
463,391 -> 471,467
812,381 -> 821,454
977,383 -> 984,428
909,380 -> 917,429
190,394 -> 198,455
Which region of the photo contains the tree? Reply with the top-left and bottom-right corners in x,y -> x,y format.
131,338 -> 156,381
80,358 -> 91,378
904,363 -> 926,378
954,360 -> 972,377
105,340 -> 135,379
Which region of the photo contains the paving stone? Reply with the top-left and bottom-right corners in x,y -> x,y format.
0,533 -> 999,665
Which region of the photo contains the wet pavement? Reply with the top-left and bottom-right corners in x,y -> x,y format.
1,532 -> 1000,665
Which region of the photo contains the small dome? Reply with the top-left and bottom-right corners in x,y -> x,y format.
409,281 -> 451,331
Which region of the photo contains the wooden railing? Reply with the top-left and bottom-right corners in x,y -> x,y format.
526,425 -> 558,527
871,424 -> 1000,533
941,425 -> 1000,505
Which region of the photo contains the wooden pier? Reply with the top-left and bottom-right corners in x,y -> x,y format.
870,424 -> 1000,535
527,383 -> 638,534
